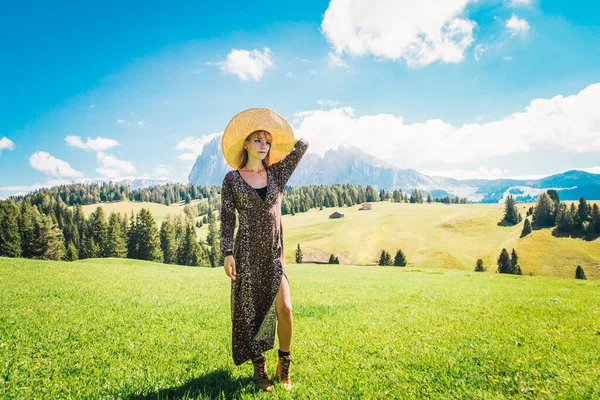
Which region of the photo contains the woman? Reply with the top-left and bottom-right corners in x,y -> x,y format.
220,108 -> 309,391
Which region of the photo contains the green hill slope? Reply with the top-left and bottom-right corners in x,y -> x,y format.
282,202 -> 600,279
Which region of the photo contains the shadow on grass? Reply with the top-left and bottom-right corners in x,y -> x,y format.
125,369 -> 253,400
551,228 -> 599,241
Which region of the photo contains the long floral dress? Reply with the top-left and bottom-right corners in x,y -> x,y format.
220,138 -> 309,365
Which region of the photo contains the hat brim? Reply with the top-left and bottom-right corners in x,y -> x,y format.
222,108 -> 295,170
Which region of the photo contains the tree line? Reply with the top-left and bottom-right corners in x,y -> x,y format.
11,181 -> 219,207
280,184 -> 468,215
8,181 -> 469,222
520,190 -> 600,239
0,197 -> 222,267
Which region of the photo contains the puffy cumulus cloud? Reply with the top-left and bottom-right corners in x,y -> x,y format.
292,83 -> 600,165
0,137 -> 15,153
96,152 -> 136,178
65,135 -> 119,151
176,133 -> 221,161
29,152 -> 84,178
322,0 -> 476,67
215,48 -> 274,82
506,14 -> 530,36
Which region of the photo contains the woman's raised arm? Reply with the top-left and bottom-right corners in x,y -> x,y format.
272,138 -> 309,190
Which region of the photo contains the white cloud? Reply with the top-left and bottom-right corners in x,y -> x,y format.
503,55 -> 513,61
421,167 -> 509,180
176,133 -> 221,161
582,166 -> 600,175
474,44 -> 485,61
216,48 -> 274,82
310,70 -> 318,75
317,99 -> 340,108
65,135 -> 119,151
506,14 -> 530,36
292,83 -> 600,165
96,152 -> 136,178
137,121 -> 145,127
296,57 -> 311,64
117,118 -> 131,125
29,152 -> 84,178
327,52 -> 352,71
508,0 -> 531,6
0,137 -> 15,153
150,164 -> 172,179
322,0 -> 476,67
286,72 -> 294,78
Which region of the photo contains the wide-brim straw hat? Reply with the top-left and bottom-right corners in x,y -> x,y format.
222,108 -> 295,170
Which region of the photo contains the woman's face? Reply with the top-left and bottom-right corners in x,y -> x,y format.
245,131 -> 271,162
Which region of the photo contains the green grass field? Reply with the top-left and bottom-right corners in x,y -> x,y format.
1,257 -> 599,399
282,201 -> 600,279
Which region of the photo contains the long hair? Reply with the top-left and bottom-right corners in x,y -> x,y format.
238,130 -> 272,169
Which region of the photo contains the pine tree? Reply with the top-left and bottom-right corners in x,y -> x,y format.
497,248 -> 511,274
593,204 -> 600,234
426,193 -> 433,203
366,185 -> 380,202
328,254 -> 336,264
295,244 -> 303,264
19,200 -> 37,258
510,249 -> 522,275
570,203 -> 580,229
178,223 -> 201,266
502,195 -> 520,225
378,250 -> 392,266
0,200 -> 22,257
64,241 -> 79,261
33,214 -> 65,260
475,259 -> 486,272
127,212 -> 138,259
410,189 -> 423,204
575,265 -> 586,280
555,203 -> 574,233
135,208 -> 163,262
392,189 -> 403,203
393,249 -> 407,266
89,206 -> 108,257
577,197 -> 589,228
521,218 -> 532,237
532,192 -> 555,228
160,216 -> 177,264
106,212 -> 127,258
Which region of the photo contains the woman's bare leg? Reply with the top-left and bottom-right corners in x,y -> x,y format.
276,276 -> 293,352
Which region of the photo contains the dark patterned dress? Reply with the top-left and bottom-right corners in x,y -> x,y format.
220,138 -> 309,365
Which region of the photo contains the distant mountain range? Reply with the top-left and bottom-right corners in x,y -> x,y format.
188,136 -> 600,203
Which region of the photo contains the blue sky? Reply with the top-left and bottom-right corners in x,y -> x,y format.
1,0 -> 600,198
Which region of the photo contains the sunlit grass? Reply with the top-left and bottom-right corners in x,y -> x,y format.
1,257 -> 599,399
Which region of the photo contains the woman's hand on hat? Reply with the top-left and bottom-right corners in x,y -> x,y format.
224,255 -> 236,280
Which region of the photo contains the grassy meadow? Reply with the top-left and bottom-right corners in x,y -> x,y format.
1,257 -> 599,399
282,201 -> 600,279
